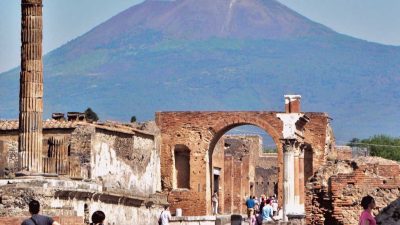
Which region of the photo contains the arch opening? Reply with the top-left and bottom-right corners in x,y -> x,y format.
210,124 -> 280,215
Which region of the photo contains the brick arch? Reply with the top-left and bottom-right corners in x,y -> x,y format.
207,116 -> 284,210
156,111 -> 288,216
208,117 -> 282,154
156,111 -> 332,217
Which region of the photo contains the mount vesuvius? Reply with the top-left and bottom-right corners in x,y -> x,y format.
1,0 -> 399,142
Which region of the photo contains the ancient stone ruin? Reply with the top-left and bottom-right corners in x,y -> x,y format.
0,117 -> 166,225
155,96 -> 335,221
0,1 -> 399,225
307,156 -> 400,225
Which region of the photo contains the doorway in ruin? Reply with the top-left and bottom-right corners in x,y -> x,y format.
213,167 -> 221,193
210,125 -> 279,215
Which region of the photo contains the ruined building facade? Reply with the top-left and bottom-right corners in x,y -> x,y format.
0,117 -> 165,225
155,95 -> 337,219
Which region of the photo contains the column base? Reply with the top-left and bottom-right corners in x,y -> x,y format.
15,171 -> 58,177
287,213 -> 305,225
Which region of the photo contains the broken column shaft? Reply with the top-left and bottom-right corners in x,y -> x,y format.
18,0 -> 43,173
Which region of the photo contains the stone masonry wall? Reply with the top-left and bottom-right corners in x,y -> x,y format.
256,153 -> 278,198
303,113 -> 335,178
306,157 -> 400,225
70,125 -> 94,178
91,129 -> 160,195
0,129 -> 75,178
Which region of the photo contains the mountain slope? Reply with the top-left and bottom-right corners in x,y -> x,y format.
1,0 -> 399,142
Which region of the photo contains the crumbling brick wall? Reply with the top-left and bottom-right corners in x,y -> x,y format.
306,157 -> 400,225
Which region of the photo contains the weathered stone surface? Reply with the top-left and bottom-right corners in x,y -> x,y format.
306,157 -> 400,225
92,130 -> 160,195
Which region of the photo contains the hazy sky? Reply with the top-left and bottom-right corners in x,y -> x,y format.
0,0 -> 399,73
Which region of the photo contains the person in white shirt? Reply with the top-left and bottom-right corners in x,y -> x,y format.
271,197 -> 278,216
159,205 -> 172,225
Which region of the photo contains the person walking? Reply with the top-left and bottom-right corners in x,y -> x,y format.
21,200 -> 60,225
245,195 -> 255,220
249,208 -> 257,225
359,195 -> 376,225
212,192 -> 219,215
90,211 -> 105,225
159,205 -> 172,225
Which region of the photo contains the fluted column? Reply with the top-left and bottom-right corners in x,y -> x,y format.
18,0 -> 43,173
282,140 -> 305,222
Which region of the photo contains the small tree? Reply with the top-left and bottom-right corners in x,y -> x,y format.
130,116 -> 137,123
85,107 -> 99,121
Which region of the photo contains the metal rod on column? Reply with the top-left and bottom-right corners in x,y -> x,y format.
299,153 -> 305,206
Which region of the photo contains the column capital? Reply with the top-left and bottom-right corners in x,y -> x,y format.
280,139 -> 305,154
277,113 -> 309,140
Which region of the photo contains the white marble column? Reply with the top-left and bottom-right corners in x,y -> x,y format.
282,140 -> 306,221
283,142 -> 295,220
